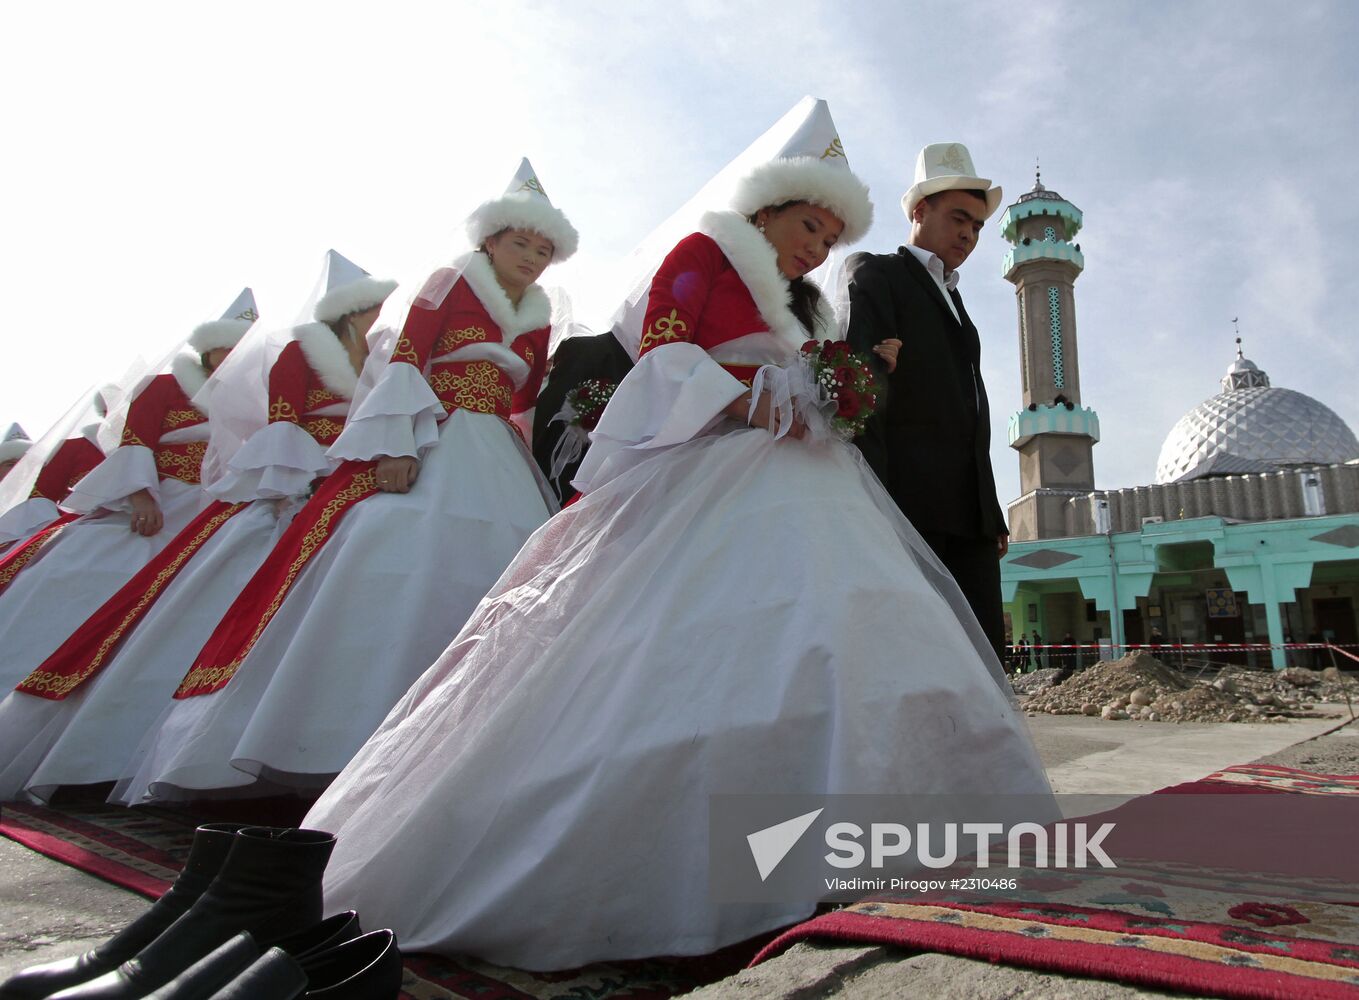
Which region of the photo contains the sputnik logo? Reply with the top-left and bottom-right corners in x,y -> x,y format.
747,808 -> 823,882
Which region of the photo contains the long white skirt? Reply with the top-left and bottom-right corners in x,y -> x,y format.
116,410 -> 554,802
0,479 -> 209,692
0,500 -> 292,801
304,421 -> 1052,970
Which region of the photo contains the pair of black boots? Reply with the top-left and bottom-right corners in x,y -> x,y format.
0,824 -> 403,999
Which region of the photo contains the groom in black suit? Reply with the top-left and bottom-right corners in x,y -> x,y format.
845,143 -> 1009,660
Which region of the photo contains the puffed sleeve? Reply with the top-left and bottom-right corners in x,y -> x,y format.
573,235 -> 746,494
386,273 -> 451,374
327,272 -> 451,463
637,233 -> 721,357
64,378 -> 169,513
210,341 -> 333,502
30,437 -> 101,502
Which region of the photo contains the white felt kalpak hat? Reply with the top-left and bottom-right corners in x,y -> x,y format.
0,424 -> 31,465
312,250 -> 398,324
729,99 -> 874,244
189,287 -> 259,352
902,143 -> 1003,222
465,158 -> 579,261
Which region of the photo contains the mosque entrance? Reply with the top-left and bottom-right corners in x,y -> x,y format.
1312,597 -> 1357,662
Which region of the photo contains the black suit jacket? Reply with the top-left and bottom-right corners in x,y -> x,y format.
532,330 -> 635,500
845,248 -> 1007,540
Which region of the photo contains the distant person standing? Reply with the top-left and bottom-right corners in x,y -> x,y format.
1308,629 -> 1325,669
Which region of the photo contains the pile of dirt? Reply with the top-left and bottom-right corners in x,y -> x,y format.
1010,668 -> 1063,695
1017,651 -> 1355,723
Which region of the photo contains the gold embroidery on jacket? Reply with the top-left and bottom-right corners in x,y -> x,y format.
164,409 -> 204,430
428,361 -> 512,416
302,417 -> 345,444
435,325 -> 488,354
639,309 -> 689,353
305,388 -> 343,410
156,442 -> 207,484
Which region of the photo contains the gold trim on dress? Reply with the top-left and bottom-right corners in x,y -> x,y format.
17,504 -> 246,699
0,526 -> 64,590
175,470 -> 379,697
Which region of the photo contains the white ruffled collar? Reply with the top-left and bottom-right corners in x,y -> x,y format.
457,250 -> 553,337
293,322 -> 359,399
697,210 -> 835,351
170,351 -> 210,414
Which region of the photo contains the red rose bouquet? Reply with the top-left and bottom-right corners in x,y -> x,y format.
546,378 -> 620,492
562,379 -> 617,432
798,339 -> 880,440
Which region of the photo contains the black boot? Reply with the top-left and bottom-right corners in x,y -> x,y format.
209,931 -> 402,1000
0,824 -> 244,1000
47,827 -> 335,1000
299,930 -> 402,999
141,934 -> 258,999
270,913 -> 359,965
200,949 -> 305,1000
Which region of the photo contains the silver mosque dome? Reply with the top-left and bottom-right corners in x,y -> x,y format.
1154,342 -> 1359,484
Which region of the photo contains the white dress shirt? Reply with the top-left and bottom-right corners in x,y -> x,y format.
904,244 -> 960,324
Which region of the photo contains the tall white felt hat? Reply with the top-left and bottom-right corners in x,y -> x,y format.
0,424 -> 31,465
465,158 -> 579,261
189,287 -> 259,352
312,250 -> 398,324
729,98 -> 874,244
902,143 -> 1003,222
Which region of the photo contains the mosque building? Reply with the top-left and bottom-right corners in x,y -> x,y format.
997,175 -> 1359,669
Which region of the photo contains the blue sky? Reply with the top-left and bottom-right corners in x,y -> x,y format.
3,0 -> 1355,509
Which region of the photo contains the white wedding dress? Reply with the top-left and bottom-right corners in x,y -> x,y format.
305,335 -> 1053,970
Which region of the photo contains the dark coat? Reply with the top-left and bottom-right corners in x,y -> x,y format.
531,330 -> 634,500
845,248 -> 1007,540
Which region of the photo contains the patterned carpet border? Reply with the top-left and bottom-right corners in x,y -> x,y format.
753,762 -> 1359,1000
755,902 -> 1359,1000
0,802 -> 195,899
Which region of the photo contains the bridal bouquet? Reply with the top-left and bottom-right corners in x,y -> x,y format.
562,379 -> 617,432
798,340 -> 880,440
546,378 -> 619,494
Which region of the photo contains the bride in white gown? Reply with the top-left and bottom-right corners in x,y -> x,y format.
305,99 -> 1053,970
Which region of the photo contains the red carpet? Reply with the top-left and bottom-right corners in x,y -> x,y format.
0,800 -> 760,999
6,765 -> 1357,997
755,764 -> 1359,1000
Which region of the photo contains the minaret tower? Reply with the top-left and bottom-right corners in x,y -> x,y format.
1001,169 -> 1101,541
